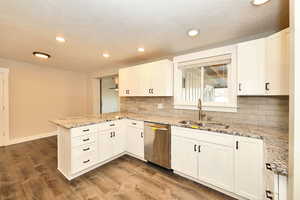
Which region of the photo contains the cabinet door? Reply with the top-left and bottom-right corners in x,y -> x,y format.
235,136 -> 263,200
171,136 -> 198,179
150,60 -> 173,96
237,38 -> 266,95
119,68 -> 130,96
126,125 -> 144,158
197,142 -> 234,192
112,129 -> 125,156
98,131 -> 114,162
266,28 -> 289,95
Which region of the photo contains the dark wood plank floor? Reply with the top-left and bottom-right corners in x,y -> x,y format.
0,136 -> 235,200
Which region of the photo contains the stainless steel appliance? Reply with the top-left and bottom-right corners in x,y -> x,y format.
144,122 -> 171,169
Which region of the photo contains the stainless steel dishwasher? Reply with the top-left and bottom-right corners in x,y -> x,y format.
144,122 -> 171,169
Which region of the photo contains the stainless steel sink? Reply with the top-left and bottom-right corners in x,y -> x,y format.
178,120 -> 229,129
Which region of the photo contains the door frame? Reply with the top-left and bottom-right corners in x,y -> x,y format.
0,68 -> 9,146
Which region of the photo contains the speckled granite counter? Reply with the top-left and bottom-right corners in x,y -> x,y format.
50,112 -> 288,176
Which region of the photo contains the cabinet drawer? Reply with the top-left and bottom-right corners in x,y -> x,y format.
127,119 -> 144,129
71,124 -> 98,138
99,120 -> 120,131
71,133 -> 96,147
72,142 -> 97,158
71,152 -> 97,173
171,126 -> 234,147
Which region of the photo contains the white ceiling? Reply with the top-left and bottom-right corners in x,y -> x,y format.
0,0 -> 289,72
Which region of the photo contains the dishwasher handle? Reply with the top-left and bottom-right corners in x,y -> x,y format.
145,126 -> 168,131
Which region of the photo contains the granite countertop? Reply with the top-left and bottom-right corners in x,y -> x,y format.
50,112 -> 288,176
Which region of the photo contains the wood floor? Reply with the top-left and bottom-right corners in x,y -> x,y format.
0,136 -> 235,200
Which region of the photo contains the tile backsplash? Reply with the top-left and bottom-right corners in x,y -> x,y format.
120,96 -> 289,130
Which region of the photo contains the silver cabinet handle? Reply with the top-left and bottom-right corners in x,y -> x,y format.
194,144 -> 197,152
141,132 -> 143,138
83,129 -> 90,132
83,159 -> 90,164
83,138 -> 90,142
198,145 -> 201,152
238,83 -> 242,91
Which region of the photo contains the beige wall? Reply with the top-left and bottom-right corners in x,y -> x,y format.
0,58 -> 89,139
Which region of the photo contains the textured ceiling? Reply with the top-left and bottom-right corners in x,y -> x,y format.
0,0 -> 289,72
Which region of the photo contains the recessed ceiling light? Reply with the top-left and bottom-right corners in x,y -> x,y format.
56,36 -> 65,43
187,29 -> 199,37
137,47 -> 145,52
33,52 -> 51,59
252,0 -> 270,6
102,53 -> 110,58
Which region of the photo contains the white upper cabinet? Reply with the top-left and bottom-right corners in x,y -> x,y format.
266,29 -> 290,95
237,38 -> 266,95
119,59 -> 173,97
237,28 -> 290,96
119,66 -> 142,96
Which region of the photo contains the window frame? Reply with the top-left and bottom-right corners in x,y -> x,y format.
173,45 -> 238,112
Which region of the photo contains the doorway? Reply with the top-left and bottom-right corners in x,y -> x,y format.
100,75 -> 120,114
0,68 -> 9,147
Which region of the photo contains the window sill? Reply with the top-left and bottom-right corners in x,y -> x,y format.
174,105 -> 237,113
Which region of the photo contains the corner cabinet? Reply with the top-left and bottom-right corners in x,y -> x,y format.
237,28 -> 290,96
171,126 -> 264,200
119,59 -> 173,97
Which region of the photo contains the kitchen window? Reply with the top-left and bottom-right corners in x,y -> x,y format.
173,46 -> 237,112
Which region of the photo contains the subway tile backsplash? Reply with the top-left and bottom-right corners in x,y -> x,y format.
120,96 -> 289,130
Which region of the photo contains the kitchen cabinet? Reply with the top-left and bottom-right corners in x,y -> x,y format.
237,28 -> 290,96
235,136 -> 264,200
126,120 -> 144,159
198,141 -> 234,192
273,174 -> 288,200
171,127 -> 235,193
172,126 -> 264,200
98,129 -> 125,162
266,29 -> 290,95
98,122 -> 125,162
119,59 -> 173,97
171,136 -> 198,178
237,38 -> 266,95
98,131 -> 113,162
119,66 -> 142,96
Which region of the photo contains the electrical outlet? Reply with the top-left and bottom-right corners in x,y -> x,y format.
157,103 -> 164,109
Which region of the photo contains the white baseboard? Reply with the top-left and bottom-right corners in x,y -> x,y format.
8,131 -> 57,146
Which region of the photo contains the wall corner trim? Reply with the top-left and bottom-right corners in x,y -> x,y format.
7,131 -> 57,146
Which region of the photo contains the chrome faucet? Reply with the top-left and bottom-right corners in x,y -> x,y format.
198,99 -> 206,121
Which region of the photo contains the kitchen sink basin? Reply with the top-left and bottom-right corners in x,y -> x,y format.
178,120 -> 229,129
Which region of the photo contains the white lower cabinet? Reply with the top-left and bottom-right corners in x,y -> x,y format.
98,123 -> 125,162
273,174 -> 288,200
171,136 -> 198,178
235,136 -> 264,200
171,126 -> 264,200
198,141 -> 234,192
125,120 -> 144,158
